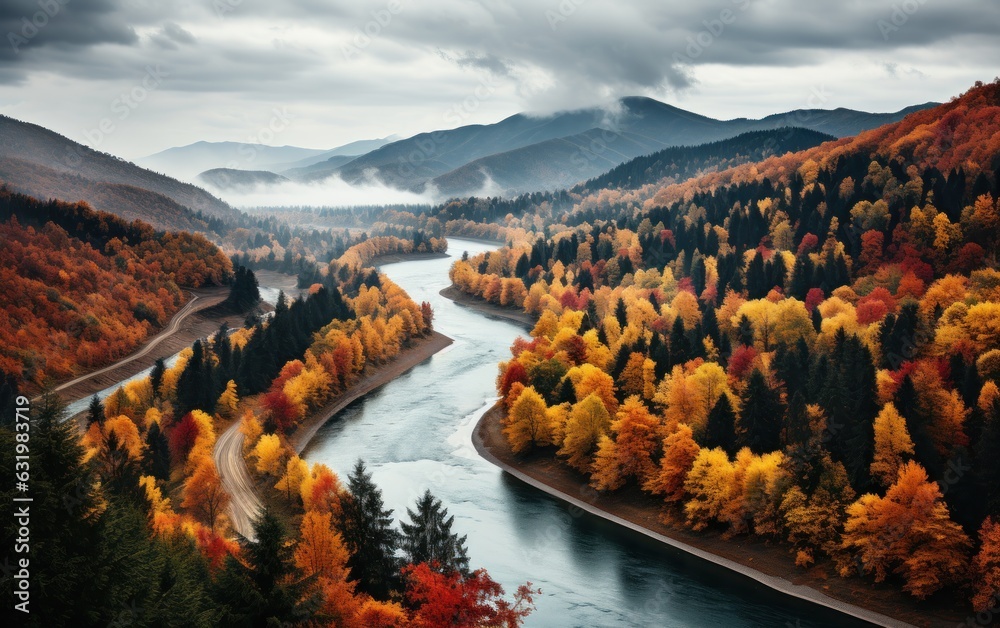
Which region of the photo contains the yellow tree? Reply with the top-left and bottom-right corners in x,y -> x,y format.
870,403 -> 915,488
684,448 -> 734,531
504,386 -> 551,453
559,393 -> 612,472
253,433 -> 286,476
643,423 -> 700,502
181,456 -> 230,532
294,510 -> 352,580
841,461 -> 970,598
217,380 -> 239,419
240,410 -> 263,453
658,365 -> 707,436
569,363 -> 618,414
591,396 -> 660,491
275,455 -> 310,503
103,416 -> 144,460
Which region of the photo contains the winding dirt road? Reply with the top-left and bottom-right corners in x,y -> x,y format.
214,421 -> 262,541
215,331 -> 453,540
48,294 -> 203,396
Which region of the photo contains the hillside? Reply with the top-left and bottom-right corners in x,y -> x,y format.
197,168 -> 290,191
303,97 -> 935,196
0,115 -> 240,230
0,187 -> 232,388
433,127 -> 836,196
446,80 -> 1000,618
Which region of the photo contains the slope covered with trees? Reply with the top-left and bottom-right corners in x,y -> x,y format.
31,229 -> 538,627
452,80 -> 1000,613
0,188 -> 232,388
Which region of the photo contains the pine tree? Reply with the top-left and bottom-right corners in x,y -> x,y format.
669,316 -> 691,366
150,357 -> 166,398
400,490 -> 470,576
339,460 -> 401,600
2,394 -> 102,624
705,393 -> 737,455
213,509 -> 318,624
737,314 -> 754,347
143,421 -> 171,481
87,394 -> 104,426
738,369 -> 784,454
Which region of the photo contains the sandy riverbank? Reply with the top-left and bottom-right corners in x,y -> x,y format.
474,403 -> 967,628
439,285 -> 536,328
289,331 -> 454,453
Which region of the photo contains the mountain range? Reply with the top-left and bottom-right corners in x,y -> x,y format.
0,95 -> 940,233
165,97 -> 937,199
0,115 -> 238,232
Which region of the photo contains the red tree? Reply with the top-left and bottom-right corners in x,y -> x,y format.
402,562 -> 538,628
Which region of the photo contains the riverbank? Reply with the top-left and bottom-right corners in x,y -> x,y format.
370,251 -> 449,266
289,331 -> 454,453
474,403 -> 966,628
439,285 -> 535,328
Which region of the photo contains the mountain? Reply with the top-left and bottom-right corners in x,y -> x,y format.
0,116 -> 239,231
575,127 -> 836,192
304,96 -> 937,197
197,168 -> 290,192
271,136 -> 398,172
280,155 -> 359,179
138,141 -> 329,180
647,82 -> 1000,210
139,136 -> 398,181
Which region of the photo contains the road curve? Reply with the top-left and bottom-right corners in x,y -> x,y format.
38,292 -> 211,400
214,421 -> 262,541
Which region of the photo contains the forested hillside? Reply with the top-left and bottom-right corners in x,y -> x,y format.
0,224 -> 538,626
449,80 -> 1000,611
0,188 -> 232,388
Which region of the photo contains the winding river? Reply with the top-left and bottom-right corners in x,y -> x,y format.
302,238 -> 868,628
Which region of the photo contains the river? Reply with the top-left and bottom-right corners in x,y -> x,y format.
302,238 -> 869,628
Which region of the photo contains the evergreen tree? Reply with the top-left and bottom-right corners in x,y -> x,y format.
895,374 -> 940,480
668,316 -> 691,366
87,394 -> 104,427
737,314 -> 754,347
1,394 -> 102,624
339,460 -> 401,600
213,509 -> 317,625
150,357 -> 166,398
143,421 -> 171,481
614,298 -> 628,328
400,490 -> 470,576
704,394 -> 737,456
738,369 -> 785,453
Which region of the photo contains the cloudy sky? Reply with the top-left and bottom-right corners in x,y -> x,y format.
1,0 -> 998,160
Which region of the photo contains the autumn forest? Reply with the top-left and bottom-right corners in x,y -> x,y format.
2,24 -> 1000,624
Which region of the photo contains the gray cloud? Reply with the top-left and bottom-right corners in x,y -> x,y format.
0,0 -> 997,158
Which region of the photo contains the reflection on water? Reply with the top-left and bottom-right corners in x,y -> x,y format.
302,239 -> 867,628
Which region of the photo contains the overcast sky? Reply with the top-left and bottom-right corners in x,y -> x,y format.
1,0 -> 998,160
